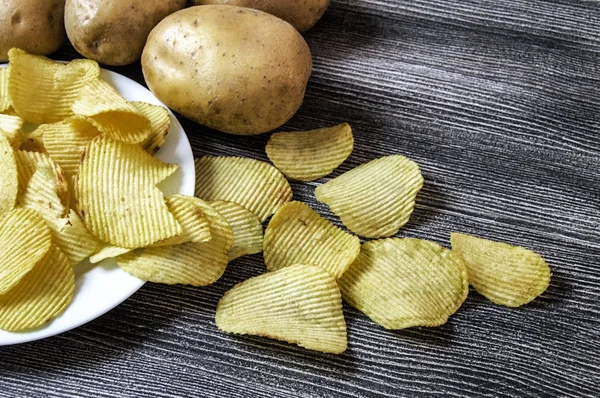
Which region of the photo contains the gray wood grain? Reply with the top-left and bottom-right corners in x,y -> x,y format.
1,0 -> 599,396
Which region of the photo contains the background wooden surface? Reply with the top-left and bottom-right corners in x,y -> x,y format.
1,1 -> 599,396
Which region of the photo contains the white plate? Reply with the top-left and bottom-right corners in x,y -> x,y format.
0,65 -> 195,346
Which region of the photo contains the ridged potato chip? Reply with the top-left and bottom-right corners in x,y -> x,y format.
72,80 -> 151,144
76,136 -> 181,248
0,245 -> 75,332
0,208 -> 52,295
209,200 -> 263,261
263,201 -> 360,279
7,49 -> 100,124
216,264 -> 348,354
117,198 -> 233,286
195,156 -> 292,222
315,155 -> 424,238
89,244 -> 132,264
14,150 -> 70,208
339,238 -> 469,329
0,68 -> 9,113
266,123 -> 354,181
0,114 -> 23,147
0,134 -> 18,217
450,233 -> 551,307
132,102 -> 170,155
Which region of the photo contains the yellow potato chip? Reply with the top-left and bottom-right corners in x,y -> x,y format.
0,134 -> 18,217
8,49 -> 100,124
132,102 -> 170,154
0,245 -> 75,332
450,233 -> 551,307
209,200 -> 263,261
72,80 -> 151,144
89,244 -> 132,264
339,238 -> 469,330
195,155 -> 292,222
0,67 -> 10,113
266,123 -> 354,181
263,201 -> 360,279
117,198 -> 233,286
216,264 -> 348,354
0,114 -> 23,147
77,136 -> 181,248
315,155 -> 424,238
0,207 -> 52,295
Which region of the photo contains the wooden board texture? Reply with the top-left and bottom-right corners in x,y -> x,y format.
1,1 -> 599,397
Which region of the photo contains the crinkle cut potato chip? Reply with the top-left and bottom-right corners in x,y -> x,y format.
315,155 -> 424,239
0,134 -> 18,217
0,207 -> 52,295
89,244 -> 132,264
216,264 -> 348,354
132,102 -> 170,154
117,198 -> 233,286
266,123 -> 354,182
0,67 -> 10,112
209,200 -> 263,261
76,136 -> 181,248
450,233 -> 551,307
194,155 -> 293,222
7,49 -> 100,124
263,201 -> 360,279
339,238 -> 469,330
0,245 -> 75,332
72,79 -> 151,144
0,113 -> 23,147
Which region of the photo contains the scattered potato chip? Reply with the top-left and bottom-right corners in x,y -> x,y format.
76,136 -> 181,248
339,238 -> 469,330
0,245 -> 74,331
132,102 -> 170,154
0,134 -> 18,217
89,244 -> 132,264
450,233 -> 551,307
263,201 -> 360,279
209,200 -> 263,261
216,264 -> 348,354
0,114 -> 23,147
315,155 -> 423,238
72,80 -> 151,144
0,67 -> 10,113
7,49 -> 100,124
266,123 -> 354,181
195,156 -> 292,222
0,207 -> 52,295
19,134 -> 46,153
117,198 -> 233,285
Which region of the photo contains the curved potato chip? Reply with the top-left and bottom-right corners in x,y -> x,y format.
132,102 -> 170,154
315,155 -> 424,238
89,244 -> 132,264
339,238 -> 469,330
8,49 -> 100,124
263,201 -> 360,279
450,233 -> 551,307
266,123 -> 354,182
0,134 -> 18,217
0,67 -> 10,112
209,200 -> 263,261
195,156 -> 292,222
216,264 -> 348,354
72,80 -> 151,144
0,208 -> 52,295
0,245 -> 74,332
0,114 -> 23,147
77,136 -> 181,248
117,198 -> 233,286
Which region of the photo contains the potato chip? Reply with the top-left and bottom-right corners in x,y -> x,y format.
263,201 -> 360,279
72,80 -> 151,144
209,200 -> 263,261
315,155 -> 424,238
77,136 -> 181,248
8,49 -> 100,124
117,198 -> 233,286
0,134 -> 18,217
450,233 -> 551,307
195,155 -> 292,222
266,123 -> 354,181
0,67 -> 10,113
0,245 -> 74,332
89,244 -> 132,264
132,102 -> 170,154
0,114 -> 23,147
19,134 -> 46,153
0,208 -> 52,295
216,264 -> 348,354
338,238 -> 469,330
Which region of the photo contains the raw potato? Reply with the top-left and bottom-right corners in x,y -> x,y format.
193,0 -> 331,32
142,5 -> 312,135
0,0 -> 66,62
65,0 -> 187,66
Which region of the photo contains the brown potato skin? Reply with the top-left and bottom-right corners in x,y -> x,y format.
0,0 -> 66,62
142,5 -> 312,136
65,0 -> 187,66
193,0 -> 330,32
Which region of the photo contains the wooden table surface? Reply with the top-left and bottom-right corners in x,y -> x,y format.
1,1 -> 599,397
